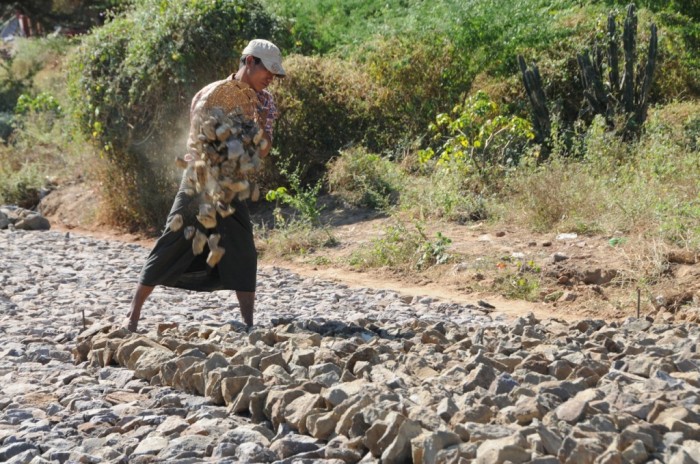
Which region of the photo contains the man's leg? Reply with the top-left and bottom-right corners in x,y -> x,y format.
235,291 -> 255,327
126,284 -> 155,331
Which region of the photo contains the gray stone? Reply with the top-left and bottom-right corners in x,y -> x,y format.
234,442 -> 277,462
537,424 -> 563,456
0,443 -> 38,462
325,436 -> 363,463
228,376 -> 265,413
463,363 -> 497,392
156,435 -> 213,460
14,213 -> 50,231
475,434 -> 530,464
322,379 -> 371,407
381,418 -> 422,464
667,448 -> 697,464
269,433 -> 321,459
621,439 -> 648,464
411,431 -> 462,464
490,372 -> 519,394
530,457 -> 560,464
7,449 -> 40,464
557,436 -> 606,464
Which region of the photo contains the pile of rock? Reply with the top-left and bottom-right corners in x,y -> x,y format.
171,80 -> 266,264
0,229 -> 498,464
0,206 -> 50,231
76,314 -> 700,463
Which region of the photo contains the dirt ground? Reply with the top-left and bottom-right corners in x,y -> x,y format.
38,182 -> 700,323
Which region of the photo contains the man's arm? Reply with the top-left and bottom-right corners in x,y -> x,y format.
257,90 -> 278,158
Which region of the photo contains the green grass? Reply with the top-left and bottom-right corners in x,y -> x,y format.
348,221 -> 452,272
503,102 -> 700,248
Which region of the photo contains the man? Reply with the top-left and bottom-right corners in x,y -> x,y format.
125,39 -> 285,332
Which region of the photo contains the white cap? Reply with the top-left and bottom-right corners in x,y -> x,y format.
242,39 -> 285,76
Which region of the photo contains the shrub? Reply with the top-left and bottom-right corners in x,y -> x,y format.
327,147 -> 404,209
0,34 -> 93,207
401,171 -> 492,224
0,149 -> 43,208
270,55 -> 399,185
258,221 -> 335,258
0,105 -> 94,208
652,11 -> 700,98
504,155 -> 609,233
14,92 -> 63,132
348,221 -> 452,272
602,0 -> 700,21
265,162 -> 324,227
15,92 -> 62,116
493,259 -> 542,301
265,0 -> 593,160
68,0 -> 278,230
685,115 -> 700,152
0,112 -> 13,140
503,104 -> 700,247
0,36 -> 72,112
419,91 -> 533,193
260,162 -> 336,257
358,35 -> 466,137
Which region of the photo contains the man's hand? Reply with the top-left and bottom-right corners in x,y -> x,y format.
259,132 -> 272,158
257,107 -> 269,127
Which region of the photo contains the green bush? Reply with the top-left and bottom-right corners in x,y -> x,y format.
348,221 -> 452,272
68,0 -> 279,229
0,151 -> 43,208
419,91 -> 533,180
0,34 -> 92,207
653,12 -> 700,98
0,103 -> 94,208
0,112 -> 13,140
265,163 -> 324,227
401,171 -> 493,223
0,36 -> 73,112
685,115 -> 700,152
265,0 -> 599,142
15,92 -> 62,116
503,104 -> 700,246
402,91 -> 532,223
271,55 -> 399,185
327,147 -> 404,209
259,220 -> 335,258
602,0 -> 700,21
358,35 -> 467,136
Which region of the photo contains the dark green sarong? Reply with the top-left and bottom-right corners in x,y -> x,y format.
139,175 -> 257,292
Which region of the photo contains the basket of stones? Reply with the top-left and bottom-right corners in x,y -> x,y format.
169,80 -> 267,268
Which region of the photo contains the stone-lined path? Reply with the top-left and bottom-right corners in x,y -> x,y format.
0,230 -> 500,463
2,229 -> 700,463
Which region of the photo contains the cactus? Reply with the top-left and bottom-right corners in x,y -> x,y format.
518,3 -> 658,157
517,56 -> 551,162
577,4 -> 657,137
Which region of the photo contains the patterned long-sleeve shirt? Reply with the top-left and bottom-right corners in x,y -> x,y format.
256,88 -> 278,142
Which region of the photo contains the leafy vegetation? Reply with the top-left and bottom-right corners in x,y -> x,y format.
327,147 -> 404,209
349,222 -> 452,272
67,0 -> 279,228
265,163 -> 324,227
419,91 -> 534,187
261,160 -> 336,258
0,35 -> 90,207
